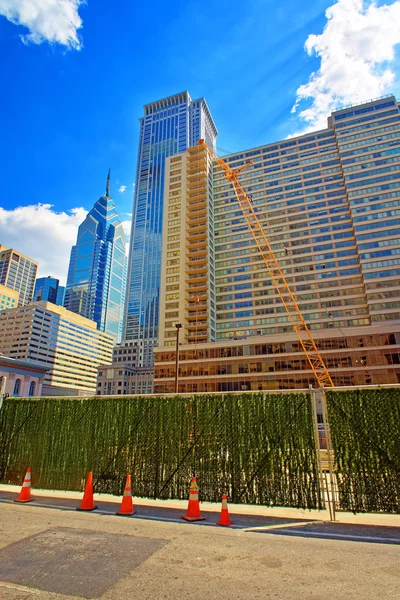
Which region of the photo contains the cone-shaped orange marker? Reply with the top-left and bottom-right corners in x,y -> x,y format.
181,477 -> 205,522
116,475 -> 136,516
14,467 -> 33,503
216,494 -> 234,527
77,472 -> 97,511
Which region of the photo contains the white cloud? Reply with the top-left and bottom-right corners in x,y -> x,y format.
121,219 -> 131,256
291,0 -> 400,134
0,204 -> 87,284
118,185 -> 127,193
0,0 -> 84,49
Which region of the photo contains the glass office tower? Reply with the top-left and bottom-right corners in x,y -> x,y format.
33,276 -> 65,306
65,172 -> 127,342
124,91 -> 217,366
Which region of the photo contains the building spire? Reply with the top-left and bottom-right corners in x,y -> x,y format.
106,169 -> 111,197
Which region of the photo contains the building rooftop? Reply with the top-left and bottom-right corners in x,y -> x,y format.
144,91 -> 190,114
0,245 -> 39,266
0,354 -> 49,373
0,300 -> 113,335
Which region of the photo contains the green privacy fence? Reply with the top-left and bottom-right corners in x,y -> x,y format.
326,388 -> 400,514
0,393 -> 320,509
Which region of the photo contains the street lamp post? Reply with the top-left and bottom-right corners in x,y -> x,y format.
174,323 -> 182,394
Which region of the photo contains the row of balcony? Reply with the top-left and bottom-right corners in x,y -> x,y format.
185,331 -> 208,341
185,231 -> 207,242
186,273 -> 207,282
186,238 -> 208,249
187,247 -> 207,257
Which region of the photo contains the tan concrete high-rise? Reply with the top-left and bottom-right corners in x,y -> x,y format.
155,95 -> 400,392
159,145 -> 216,347
0,245 -> 38,306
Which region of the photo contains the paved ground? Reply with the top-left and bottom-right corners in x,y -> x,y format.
0,492 -> 399,600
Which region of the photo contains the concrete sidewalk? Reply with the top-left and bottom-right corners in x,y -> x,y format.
1,483 -> 399,527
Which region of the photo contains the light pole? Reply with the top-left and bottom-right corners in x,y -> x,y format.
174,323 -> 182,394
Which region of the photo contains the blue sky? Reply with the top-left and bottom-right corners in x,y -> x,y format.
1,0 -> 400,281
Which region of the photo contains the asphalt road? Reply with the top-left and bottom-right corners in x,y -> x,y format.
0,495 -> 399,600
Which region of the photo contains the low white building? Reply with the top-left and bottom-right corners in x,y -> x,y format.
0,355 -> 49,397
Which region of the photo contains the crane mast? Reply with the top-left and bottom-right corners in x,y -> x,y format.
198,139 -> 334,388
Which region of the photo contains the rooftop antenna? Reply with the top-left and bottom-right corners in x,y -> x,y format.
106,169 -> 111,197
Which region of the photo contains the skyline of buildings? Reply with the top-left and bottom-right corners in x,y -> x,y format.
64,171 -> 127,343
123,91 -> 218,367
2,91 -> 400,396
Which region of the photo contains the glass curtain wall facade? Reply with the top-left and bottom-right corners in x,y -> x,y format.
64,174 -> 126,342
123,91 -> 217,367
33,276 -> 65,306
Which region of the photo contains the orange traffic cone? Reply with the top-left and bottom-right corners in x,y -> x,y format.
14,467 -> 33,503
216,494 -> 234,527
77,472 -> 97,511
116,475 -> 136,516
181,477 -> 205,522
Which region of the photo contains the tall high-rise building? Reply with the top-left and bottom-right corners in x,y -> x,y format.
0,245 -> 38,306
154,95 -> 400,392
64,171 -> 127,343
123,91 -> 218,367
159,145 -> 216,347
33,276 -> 65,306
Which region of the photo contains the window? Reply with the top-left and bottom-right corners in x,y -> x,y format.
28,381 -> 35,396
13,379 -> 21,395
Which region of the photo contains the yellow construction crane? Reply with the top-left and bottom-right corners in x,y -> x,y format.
198,139 -> 334,388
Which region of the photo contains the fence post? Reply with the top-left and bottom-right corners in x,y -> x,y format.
310,385 -> 325,513
320,386 -> 337,521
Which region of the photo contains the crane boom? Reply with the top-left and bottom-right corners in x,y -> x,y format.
199,139 -> 334,388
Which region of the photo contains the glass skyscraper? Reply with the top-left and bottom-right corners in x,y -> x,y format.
65,171 -> 127,342
33,276 -> 65,306
123,91 -> 218,366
